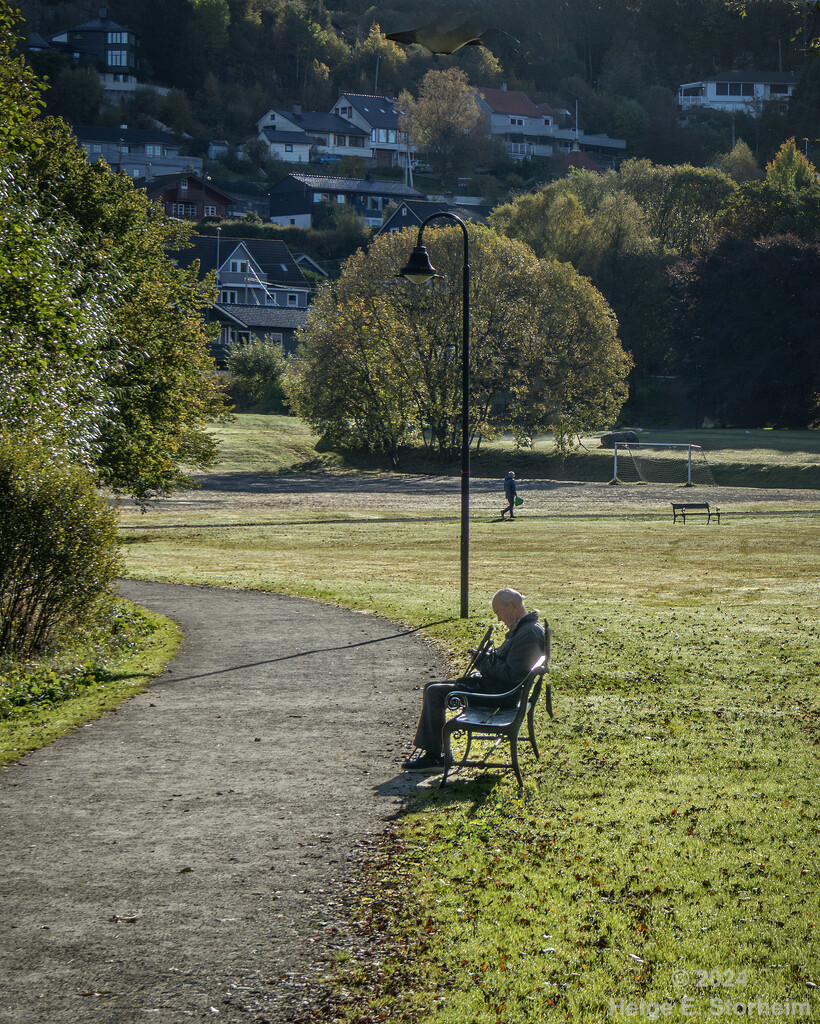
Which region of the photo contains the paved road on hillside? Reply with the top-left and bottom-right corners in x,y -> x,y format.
0,582 -> 445,1024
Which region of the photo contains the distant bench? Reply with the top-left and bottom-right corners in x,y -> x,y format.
671,502 -> 721,524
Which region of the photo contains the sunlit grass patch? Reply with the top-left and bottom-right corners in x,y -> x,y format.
117,495 -> 820,1022
0,603 -> 181,764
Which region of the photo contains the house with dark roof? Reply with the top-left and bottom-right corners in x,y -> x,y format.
378,199 -> 490,236
172,235 -> 312,361
678,71 -> 797,115
139,172 -> 234,219
255,107 -> 370,164
73,125 -> 202,179
47,7 -> 138,98
269,173 -> 423,228
330,93 -> 412,170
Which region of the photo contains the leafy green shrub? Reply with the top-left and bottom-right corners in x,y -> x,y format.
0,430 -> 123,659
227,337 -> 291,413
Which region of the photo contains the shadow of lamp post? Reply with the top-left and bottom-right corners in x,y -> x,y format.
397,213 -> 470,618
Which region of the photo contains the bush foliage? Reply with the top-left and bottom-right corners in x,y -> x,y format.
0,431 -> 122,659
227,337 -> 290,413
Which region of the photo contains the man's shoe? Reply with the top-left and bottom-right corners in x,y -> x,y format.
402,752 -> 444,772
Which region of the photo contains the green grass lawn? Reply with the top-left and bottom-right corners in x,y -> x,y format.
119,503 -> 820,1021
0,604 -> 181,765
202,415 -> 820,489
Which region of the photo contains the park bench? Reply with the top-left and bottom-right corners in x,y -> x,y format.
671,501 -> 721,523
440,643 -> 552,791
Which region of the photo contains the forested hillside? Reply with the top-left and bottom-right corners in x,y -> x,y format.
18,0 -> 820,167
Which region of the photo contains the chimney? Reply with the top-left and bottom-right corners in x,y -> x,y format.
292,103 -> 302,116
99,7 -> 108,18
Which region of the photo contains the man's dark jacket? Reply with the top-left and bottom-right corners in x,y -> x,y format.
473,611 -> 547,690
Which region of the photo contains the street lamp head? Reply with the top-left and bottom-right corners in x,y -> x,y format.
398,244 -> 438,284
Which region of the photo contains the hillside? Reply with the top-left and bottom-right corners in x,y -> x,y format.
19,0 -> 818,171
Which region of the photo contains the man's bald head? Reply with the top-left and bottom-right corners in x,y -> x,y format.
491,589 -> 526,628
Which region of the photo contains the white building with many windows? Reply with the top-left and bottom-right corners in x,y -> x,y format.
678,71 -> 797,115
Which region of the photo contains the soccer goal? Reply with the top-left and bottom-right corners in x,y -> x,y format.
611,443 -> 717,486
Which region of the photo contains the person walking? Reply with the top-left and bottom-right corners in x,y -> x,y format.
501,470 -> 517,519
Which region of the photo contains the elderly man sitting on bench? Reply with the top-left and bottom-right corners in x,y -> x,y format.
402,588 -> 547,772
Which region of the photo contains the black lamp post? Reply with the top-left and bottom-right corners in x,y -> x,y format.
398,213 -> 470,618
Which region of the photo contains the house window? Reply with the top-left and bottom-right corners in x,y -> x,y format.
203,205 -> 217,216
387,129 -> 396,143
716,82 -> 729,95
146,144 -> 163,157
770,83 -> 789,94
370,129 -> 378,142
90,144 -> 102,154
349,136 -> 365,148
108,32 -> 129,44
285,143 -> 293,152
221,290 -> 238,304
377,129 -> 388,143
287,293 -> 298,307
510,117 -> 524,126
334,134 -> 347,146
336,194 -> 345,203
269,333 -> 284,345
170,202 -> 197,218
108,50 -> 128,66
289,218 -> 296,225
180,179 -> 189,190
230,260 -> 249,273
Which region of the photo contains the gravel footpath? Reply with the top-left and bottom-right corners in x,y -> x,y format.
0,582 -> 445,1024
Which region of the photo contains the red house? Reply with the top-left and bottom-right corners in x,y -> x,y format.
140,172 -> 235,220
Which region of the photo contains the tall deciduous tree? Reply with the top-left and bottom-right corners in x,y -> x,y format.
288,225 -> 631,458
669,234 -> 820,427
398,68 -> 484,182
0,7 -> 228,501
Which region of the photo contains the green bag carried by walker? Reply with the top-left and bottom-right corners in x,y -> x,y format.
514,497 -> 523,506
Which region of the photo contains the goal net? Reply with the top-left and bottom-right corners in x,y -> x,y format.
612,443 -> 717,486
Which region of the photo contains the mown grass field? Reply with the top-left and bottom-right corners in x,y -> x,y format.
118,413 -> 820,1023
200,415 -> 820,490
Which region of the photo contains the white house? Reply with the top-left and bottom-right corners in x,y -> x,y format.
473,86 -> 557,159
678,71 -> 797,115
474,85 -> 626,168
331,93 -> 412,170
255,107 -> 370,164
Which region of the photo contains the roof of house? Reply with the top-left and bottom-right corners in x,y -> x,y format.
174,236 -> 308,288
338,93 -> 400,129
273,109 -> 369,137
474,86 -> 554,117
215,305 -> 310,330
138,173 -> 235,200
73,125 -> 178,146
699,70 -> 797,84
260,128 -> 313,146
552,151 -> 605,175
273,173 -> 421,197
378,199 -> 490,233
67,13 -> 129,32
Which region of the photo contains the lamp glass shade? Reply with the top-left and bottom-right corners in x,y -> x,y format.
398,244 -> 437,284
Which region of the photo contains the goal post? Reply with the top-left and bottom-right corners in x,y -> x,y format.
611,443 -> 716,487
